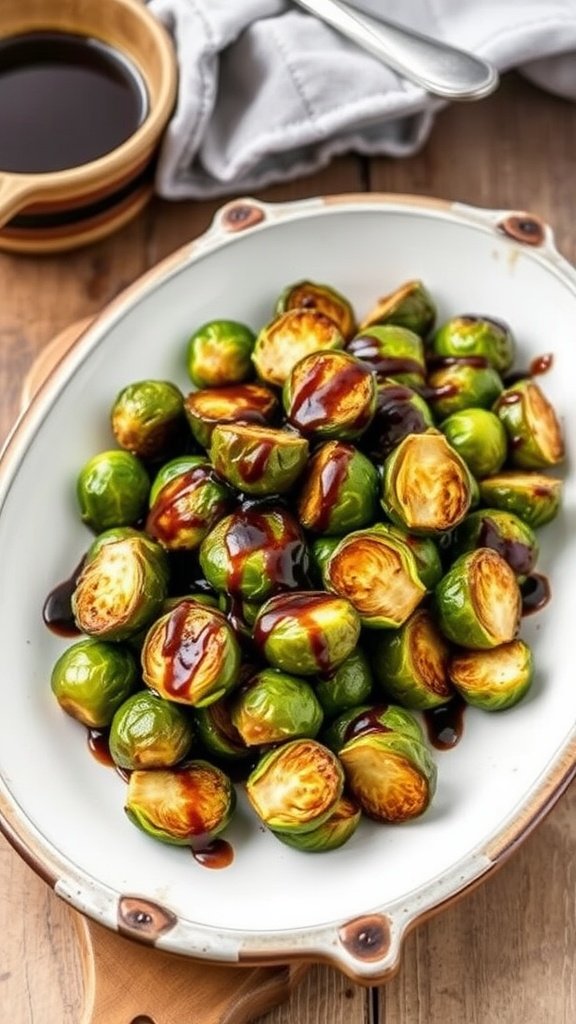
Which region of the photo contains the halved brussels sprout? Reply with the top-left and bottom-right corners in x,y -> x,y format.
72,536 -> 168,641
435,548 -> 521,649
494,380 -> 565,469
184,383 -> 278,449
450,509 -> 538,578
275,280 -> 356,340
86,527 -> 168,578
361,379 -> 434,461
381,431 -> 474,535
431,315 -> 515,373
323,527 -> 426,628
426,361 -> 504,419
283,350 -> 377,441
314,648 -> 374,717
193,697 -> 249,760
231,668 -> 323,746
111,380 -> 186,460
440,408 -> 508,478
142,599 -> 241,706
51,638 -> 137,727
246,738 -> 344,834
210,423 -> 309,495
146,458 -> 233,550
369,608 -> 453,710
199,506 -> 309,601
359,280 -> 436,337
339,730 -> 436,822
271,794 -> 361,852
478,472 -> 563,529
252,309 -> 344,388
297,441 -> 379,535
309,536 -> 341,585
186,319 -> 256,388
449,639 -> 533,710
77,450 -> 150,532
378,524 -> 443,590
125,760 -> 235,847
253,591 -> 361,675
109,691 -> 195,769
347,325 -> 426,389
323,702 -> 424,753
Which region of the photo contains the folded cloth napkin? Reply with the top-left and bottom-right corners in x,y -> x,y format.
147,0 -> 576,198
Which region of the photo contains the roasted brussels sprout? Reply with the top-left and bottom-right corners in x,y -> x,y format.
86,527 -> 168,578
450,509 -> 538,578
252,309 -> 344,388
231,668 -> 323,745
369,608 -> 453,709
431,316 -> 515,373
283,350 -> 377,440
271,794 -> 361,852
199,506 -> 309,601
440,407 -> 507,478
275,280 -> 356,340
111,380 -> 186,460
149,455 -> 207,506
125,760 -> 235,847
361,379 -> 434,461
381,431 -> 474,535
246,738 -> 344,834
109,691 -> 195,769
494,380 -> 565,469
186,319 -> 256,388
348,325 -> 426,389
449,639 -> 533,711
314,648 -> 374,717
77,450 -> 150,532
184,383 -> 278,449
72,536 -> 168,641
426,360 -> 504,419
435,548 -> 521,649
359,280 -> 436,337
142,599 -> 241,706
297,441 -> 379,535
146,457 -> 232,551
209,423 -> 309,495
193,698 -> 249,760
51,638 -> 137,727
323,701 -> 424,753
253,591 -> 361,675
478,472 -> 563,529
395,530 -> 444,590
339,729 -> 436,822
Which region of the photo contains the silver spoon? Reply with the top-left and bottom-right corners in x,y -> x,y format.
292,0 -> 499,100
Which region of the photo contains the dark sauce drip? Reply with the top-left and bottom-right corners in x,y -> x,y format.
419,382 -> 458,402
237,438 -> 275,484
43,556 -> 85,636
223,508 -> 308,595
253,592 -> 333,673
161,601 -> 220,698
192,839 -> 234,869
362,383 -> 429,459
313,445 -> 355,531
343,706 -> 393,744
427,355 -> 489,370
86,728 -> 131,781
289,357 -> 372,432
503,352 -> 554,387
147,467 -> 229,542
348,337 -> 425,380
478,517 -> 534,576
424,697 -> 466,751
521,573 -> 551,615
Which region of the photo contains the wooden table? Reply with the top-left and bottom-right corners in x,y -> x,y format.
1,73 -> 575,1023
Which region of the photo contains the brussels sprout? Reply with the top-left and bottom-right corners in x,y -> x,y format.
50,638 -> 137,727
478,472 -> 563,529
271,794 -> 361,852
252,309 -> 344,388
450,509 -> 538,578
361,379 -> 434,461
435,548 -> 521,649
440,408 -> 507,478
449,639 -> 533,711
199,506 -> 309,601
339,730 -> 436,822
210,423 -> 309,496
193,698 -> 249,760
431,316 -> 515,373
323,701 -> 424,753
109,691 -> 195,769
369,608 -> 453,709
149,456 -> 208,506
72,536 -> 168,641
378,523 -> 443,589
125,760 -> 235,847
111,380 -> 186,460
77,450 -> 150,533
246,738 -> 344,834
426,360 -> 504,420
359,280 -> 436,337
347,325 -> 426,389
283,350 -> 377,441
275,280 -> 356,341
86,527 -> 168,579
309,536 -> 341,585
493,380 -> 565,469
297,441 -> 379,535
231,668 -> 323,746
142,599 -> 240,707
253,591 -> 361,676
184,383 -> 279,449
186,319 -> 256,388
146,458 -> 233,551
314,648 -> 374,717
381,431 -> 474,535
323,526 -> 426,629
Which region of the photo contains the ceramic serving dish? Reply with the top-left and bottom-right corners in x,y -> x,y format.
0,194 -> 574,983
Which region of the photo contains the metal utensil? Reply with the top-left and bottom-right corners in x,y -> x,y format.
292,0 -> 499,100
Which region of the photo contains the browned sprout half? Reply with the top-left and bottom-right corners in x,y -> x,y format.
271,794 -> 361,852
252,309 -> 344,387
449,639 -> 534,711
246,738 -> 344,834
435,548 -> 521,649
125,760 -> 235,847
494,380 -> 565,469
381,430 -> 473,534
359,280 -> 436,337
275,280 -> 356,340
478,472 -> 563,529
184,383 -> 279,449
283,349 -> 377,440
339,730 -> 437,823
210,423 -> 309,495
370,607 -> 454,709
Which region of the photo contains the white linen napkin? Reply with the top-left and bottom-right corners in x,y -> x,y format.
147,0 -> 576,198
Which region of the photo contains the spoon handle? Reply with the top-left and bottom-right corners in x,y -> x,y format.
292,0 -> 499,100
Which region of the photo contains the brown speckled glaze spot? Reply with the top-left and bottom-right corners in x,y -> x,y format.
221,202 -> 265,233
339,914 -> 391,961
118,896 -> 177,943
498,214 -> 545,247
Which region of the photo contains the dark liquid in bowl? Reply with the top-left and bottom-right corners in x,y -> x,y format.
0,32 -> 148,173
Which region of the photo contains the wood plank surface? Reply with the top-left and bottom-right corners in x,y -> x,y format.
1,75 -> 575,1024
